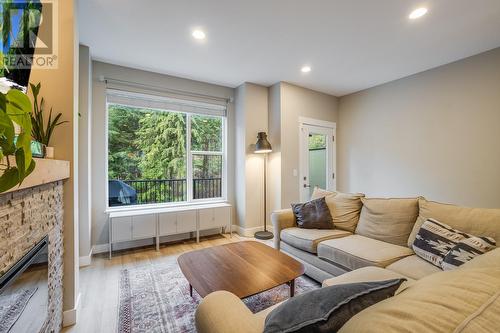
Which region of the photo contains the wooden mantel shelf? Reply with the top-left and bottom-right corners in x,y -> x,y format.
2,158 -> 70,194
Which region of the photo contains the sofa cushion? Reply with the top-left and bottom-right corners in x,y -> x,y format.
309,188 -> 364,232
386,255 -> 441,280
317,235 -> 414,270
339,268 -> 500,333
310,186 -> 336,200
281,242 -> 349,281
322,266 -> 414,288
264,279 -> 406,333
280,228 -> 351,253
356,198 -> 418,247
407,197 -> 500,248
457,294 -> 500,333
328,192 -> 365,232
195,290 -> 265,333
291,197 -> 334,229
310,187 -> 337,220
461,247 -> 500,269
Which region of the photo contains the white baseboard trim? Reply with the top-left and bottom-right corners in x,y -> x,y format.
62,292 -> 81,327
79,248 -> 93,267
235,225 -> 264,237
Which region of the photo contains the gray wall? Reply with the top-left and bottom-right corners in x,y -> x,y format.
280,82 -> 339,206
268,83 -> 282,216
337,47 -> 500,208
234,83 -> 268,233
269,82 -> 339,209
91,61 -> 235,247
78,45 -> 92,261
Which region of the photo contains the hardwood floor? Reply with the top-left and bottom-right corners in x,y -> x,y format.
63,233 -> 263,333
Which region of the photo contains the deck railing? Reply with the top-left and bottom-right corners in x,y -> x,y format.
113,178 -> 222,205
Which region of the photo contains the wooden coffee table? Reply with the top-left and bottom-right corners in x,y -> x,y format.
177,241 -> 305,298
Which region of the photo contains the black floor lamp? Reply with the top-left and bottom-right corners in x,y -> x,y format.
254,132 -> 274,240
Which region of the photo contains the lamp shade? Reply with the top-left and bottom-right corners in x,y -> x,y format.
254,132 -> 272,153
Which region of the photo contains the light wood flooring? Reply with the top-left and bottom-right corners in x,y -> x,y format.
63,233 -> 263,333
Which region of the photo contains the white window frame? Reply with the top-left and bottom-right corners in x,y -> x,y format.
187,114 -> 226,203
105,102 -> 227,212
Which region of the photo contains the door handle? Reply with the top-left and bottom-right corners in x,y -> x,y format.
303,184 -> 311,188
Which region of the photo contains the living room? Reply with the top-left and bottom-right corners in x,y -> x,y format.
0,1 -> 499,332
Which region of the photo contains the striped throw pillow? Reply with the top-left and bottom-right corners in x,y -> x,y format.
412,218 -> 497,269
412,218 -> 469,267
441,236 -> 496,270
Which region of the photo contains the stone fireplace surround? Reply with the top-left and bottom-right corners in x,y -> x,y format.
0,180 -> 65,332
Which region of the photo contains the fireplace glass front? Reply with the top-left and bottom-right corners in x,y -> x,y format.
0,236 -> 49,333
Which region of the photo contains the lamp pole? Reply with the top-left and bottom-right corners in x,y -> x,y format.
263,153 -> 267,232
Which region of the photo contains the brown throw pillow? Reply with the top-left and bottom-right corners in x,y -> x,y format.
291,197 -> 333,229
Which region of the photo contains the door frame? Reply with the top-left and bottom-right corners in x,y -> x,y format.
298,117 -> 336,202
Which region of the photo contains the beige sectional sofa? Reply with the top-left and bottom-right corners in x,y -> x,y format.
196,193 -> 500,333
273,194 -> 499,283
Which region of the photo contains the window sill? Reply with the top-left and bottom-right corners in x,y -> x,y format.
106,200 -> 231,218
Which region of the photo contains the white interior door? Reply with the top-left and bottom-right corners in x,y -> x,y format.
299,122 -> 336,202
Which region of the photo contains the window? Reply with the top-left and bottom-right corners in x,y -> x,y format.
190,115 -> 223,200
107,91 -> 226,208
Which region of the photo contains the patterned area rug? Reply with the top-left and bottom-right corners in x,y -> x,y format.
118,261 -> 319,333
0,287 -> 38,333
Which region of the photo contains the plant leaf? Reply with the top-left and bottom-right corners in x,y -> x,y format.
6,89 -> 31,115
0,93 -> 6,111
15,133 -> 32,172
15,147 -> 26,181
25,158 -> 35,176
6,89 -> 32,131
14,149 -> 35,185
0,110 -> 15,143
0,167 -> 20,193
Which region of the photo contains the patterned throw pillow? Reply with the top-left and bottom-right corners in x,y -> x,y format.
412,218 -> 469,267
441,236 -> 496,270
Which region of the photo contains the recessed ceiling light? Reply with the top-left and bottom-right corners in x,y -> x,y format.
192,29 -> 206,40
409,7 -> 428,19
301,66 -> 311,73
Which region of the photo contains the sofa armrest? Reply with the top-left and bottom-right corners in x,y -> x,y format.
271,208 -> 296,250
195,291 -> 264,333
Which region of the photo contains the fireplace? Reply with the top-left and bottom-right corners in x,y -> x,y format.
0,236 -> 49,333
0,179 -> 65,333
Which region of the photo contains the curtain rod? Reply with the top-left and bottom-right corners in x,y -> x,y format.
99,76 -> 233,103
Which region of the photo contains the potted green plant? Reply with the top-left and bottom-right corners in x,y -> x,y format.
29,82 -> 67,158
0,84 -> 36,193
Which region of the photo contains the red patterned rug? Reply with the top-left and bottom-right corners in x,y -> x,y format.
118,260 -> 319,333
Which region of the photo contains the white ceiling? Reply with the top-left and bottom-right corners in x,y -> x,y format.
79,0 -> 500,96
